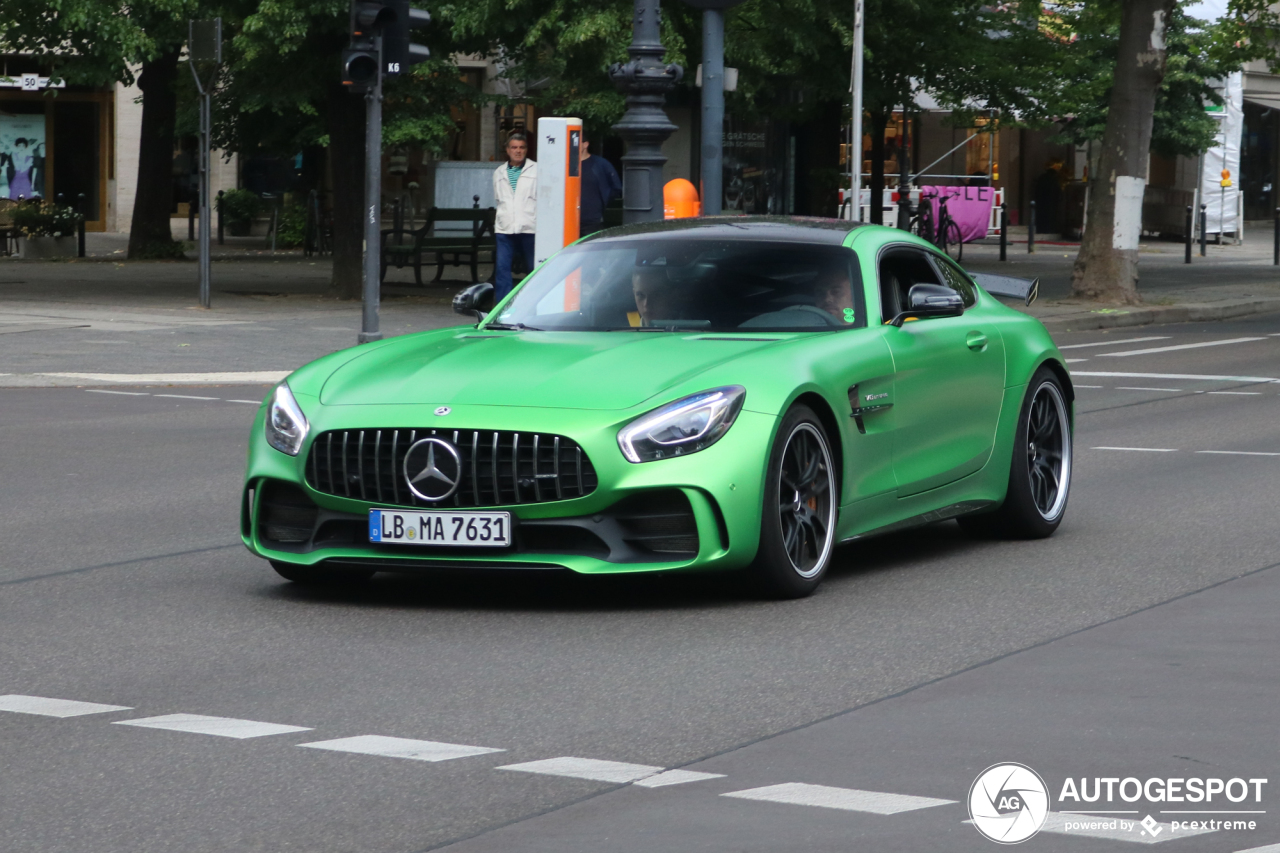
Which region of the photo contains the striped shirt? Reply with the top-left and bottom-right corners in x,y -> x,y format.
507,164 -> 522,192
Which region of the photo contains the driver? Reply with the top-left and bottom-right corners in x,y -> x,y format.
632,266 -> 689,326
813,263 -> 855,323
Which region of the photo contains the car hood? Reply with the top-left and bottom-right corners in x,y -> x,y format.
319,329 -> 791,410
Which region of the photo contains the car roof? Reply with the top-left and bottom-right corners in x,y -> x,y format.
581,216 -> 872,246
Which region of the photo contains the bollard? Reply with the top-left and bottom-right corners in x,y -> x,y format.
217,190 -> 224,245
76,193 -> 86,258
1274,208 -> 1279,266
1200,204 -> 1207,256
1185,205 -> 1192,264
1028,200 -> 1036,254
999,203 -> 1007,262
188,189 -> 196,242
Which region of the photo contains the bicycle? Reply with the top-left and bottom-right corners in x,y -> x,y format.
910,189 -> 964,261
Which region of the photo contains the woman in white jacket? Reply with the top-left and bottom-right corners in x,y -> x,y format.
492,132 -> 537,300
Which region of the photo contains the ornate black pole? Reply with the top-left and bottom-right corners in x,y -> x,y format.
610,0 -> 683,224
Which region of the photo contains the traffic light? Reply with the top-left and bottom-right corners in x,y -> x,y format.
342,0 -> 429,90
382,0 -> 431,76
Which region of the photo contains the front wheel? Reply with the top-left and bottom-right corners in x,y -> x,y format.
940,220 -> 964,261
748,405 -> 838,598
270,560 -> 375,585
960,367 -> 1072,539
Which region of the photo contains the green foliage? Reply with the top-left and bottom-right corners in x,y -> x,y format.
12,201 -> 83,238
216,187 -> 261,226
274,202 -> 308,248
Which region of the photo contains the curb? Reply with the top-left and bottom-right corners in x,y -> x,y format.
1026,298 -> 1280,331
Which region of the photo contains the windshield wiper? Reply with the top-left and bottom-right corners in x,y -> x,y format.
483,322 -> 543,331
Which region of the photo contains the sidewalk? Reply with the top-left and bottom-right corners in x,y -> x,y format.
1,231 -> 1278,386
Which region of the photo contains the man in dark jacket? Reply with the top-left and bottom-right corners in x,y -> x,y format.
579,134 -> 621,236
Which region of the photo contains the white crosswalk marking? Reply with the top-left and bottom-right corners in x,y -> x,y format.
633,769 -> 726,787
722,782 -> 955,815
0,694 -> 132,717
497,757 -> 664,784
1037,811 -> 1214,844
1098,337 -> 1267,357
114,713 -> 311,739
299,735 -> 503,762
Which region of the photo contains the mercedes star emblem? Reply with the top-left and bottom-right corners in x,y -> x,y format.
402,437 -> 463,501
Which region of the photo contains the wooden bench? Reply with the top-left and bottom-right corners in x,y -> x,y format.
381,205 -> 496,285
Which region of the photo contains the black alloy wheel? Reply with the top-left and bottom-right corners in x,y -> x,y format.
750,405 -> 838,598
959,365 -> 1072,539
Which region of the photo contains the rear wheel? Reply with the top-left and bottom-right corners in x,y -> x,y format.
270,560 -> 375,585
960,366 -> 1072,538
941,220 -> 964,261
749,405 -> 838,598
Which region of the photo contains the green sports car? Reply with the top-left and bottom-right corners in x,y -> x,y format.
241,217 -> 1072,597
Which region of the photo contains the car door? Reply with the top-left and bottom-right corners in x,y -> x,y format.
878,245 -> 1006,497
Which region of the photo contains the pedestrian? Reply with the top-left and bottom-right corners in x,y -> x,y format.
492,132 -> 537,301
579,133 -> 621,236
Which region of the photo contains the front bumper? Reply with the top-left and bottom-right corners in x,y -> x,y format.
242,402 -> 776,574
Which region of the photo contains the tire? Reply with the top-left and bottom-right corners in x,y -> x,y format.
270,560 -> 375,585
942,221 -> 964,261
748,405 -> 838,598
959,366 -> 1072,539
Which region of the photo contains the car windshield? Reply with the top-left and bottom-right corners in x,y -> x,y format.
488,239 -> 865,332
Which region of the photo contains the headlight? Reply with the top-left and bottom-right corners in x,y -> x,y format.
265,382 -> 309,456
618,386 -> 745,463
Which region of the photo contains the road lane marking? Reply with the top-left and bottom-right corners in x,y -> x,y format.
0,695 -> 132,717
84,389 -> 150,396
1092,447 -> 1179,452
498,757 -> 664,784
1234,844 -> 1280,852
1065,358 -> 1089,363
1097,337 -> 1267,357
227,399 -> 262,404
634,769 -> 727,787
1071,371 -> 1280,383
40,371 -> 288,384
114,713 -> 312,739
1208,391 -> 1262,395
154,394 -> 219,401
299,735 -> 503,762
1059,336 -> 1171,350
1117,387 -> 1183,392
1074,384 -> 1104,388
723,782 -> 954,815
1196,450 -> 1280,457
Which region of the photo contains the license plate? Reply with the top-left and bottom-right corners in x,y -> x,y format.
369,509 -> 512,547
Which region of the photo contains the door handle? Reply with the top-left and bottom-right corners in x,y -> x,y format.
966,331 -> 988,351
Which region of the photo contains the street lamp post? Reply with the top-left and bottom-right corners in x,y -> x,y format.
610,0 -> 683,224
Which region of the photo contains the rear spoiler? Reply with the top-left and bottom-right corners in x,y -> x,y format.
969,272 -> 1039,307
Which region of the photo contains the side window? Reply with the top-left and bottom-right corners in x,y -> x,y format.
932,256 -> 978,307
878,249 -> 942,322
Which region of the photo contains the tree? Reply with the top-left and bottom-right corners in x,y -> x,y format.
0,0 -> 204,259
1062,0 -> 1280,301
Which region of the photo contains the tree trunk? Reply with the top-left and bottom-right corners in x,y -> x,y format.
1070,0 -> 1173,303
127,50 -> 184,260
868,109 -> 889,225
326,84 -> 366,300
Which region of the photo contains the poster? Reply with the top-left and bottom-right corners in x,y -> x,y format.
0,112 -> 47,201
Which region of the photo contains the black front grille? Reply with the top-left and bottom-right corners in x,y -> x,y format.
305,429 -> 598,508
260,481 -> 319,544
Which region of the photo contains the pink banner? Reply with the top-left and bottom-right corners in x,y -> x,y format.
920,186 -> 992,244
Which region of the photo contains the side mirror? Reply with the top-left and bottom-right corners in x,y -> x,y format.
889,283 -> 964,327
453,282 -> 494,321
